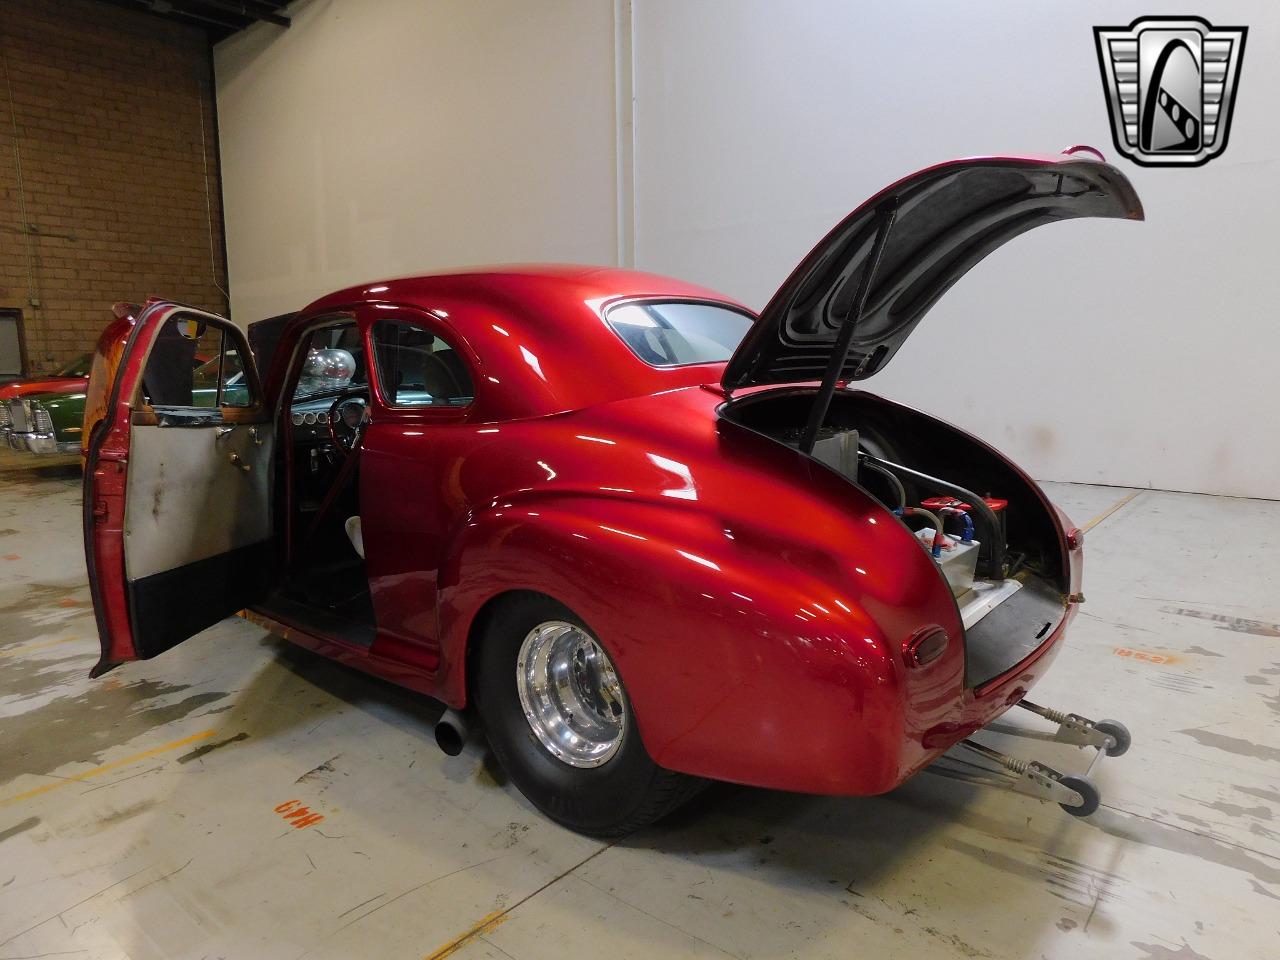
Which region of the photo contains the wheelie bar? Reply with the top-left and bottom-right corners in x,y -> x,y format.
1016,699 -> 1132,759
954,700 -> 1132,817
954,738 -> 1100,816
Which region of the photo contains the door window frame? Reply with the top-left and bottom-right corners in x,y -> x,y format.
360,306 -> 481,426
126,309 -> 268,428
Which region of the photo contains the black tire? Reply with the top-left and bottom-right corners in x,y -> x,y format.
473,593 -> 703,837
1095,719 -> 1131,757
1058,775 -> 1101,817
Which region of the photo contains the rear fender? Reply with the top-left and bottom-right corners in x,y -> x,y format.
436,496 -> 909,792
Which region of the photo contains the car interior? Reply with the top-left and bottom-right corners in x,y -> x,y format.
132,313 -> 476,652
266,317 -> 475,647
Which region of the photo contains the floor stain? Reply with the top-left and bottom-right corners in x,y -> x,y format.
176,731 -> 250,764
1130,938 -> 1214,960
0,816 -> 39,844
296,754 -> 341,784
93,799 -> 159,829
1200,800 -> 1271,820
1177,728 -> 1280,765
0,673 -> 229,783
1234,785 -> 1280,806
1183,645 -> 1223,658
1162,606 -> 1280,638
1091,808 -> 1280,886
1249,879 -> 1280,901
943,839 -> 1125,909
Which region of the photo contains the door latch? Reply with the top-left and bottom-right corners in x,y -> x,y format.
215,424 -> 237,439
229,452 -> 251,473
92,499 -> 109,524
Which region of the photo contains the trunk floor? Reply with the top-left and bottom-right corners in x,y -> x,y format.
964,573 -> 1066,687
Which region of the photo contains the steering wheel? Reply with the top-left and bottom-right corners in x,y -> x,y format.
327,390 -> 370,456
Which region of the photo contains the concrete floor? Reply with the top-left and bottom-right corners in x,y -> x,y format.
2,451 -> 1278,960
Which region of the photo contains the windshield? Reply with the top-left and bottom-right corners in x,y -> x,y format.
605,301 -> 754,367
56,353 -> 92,378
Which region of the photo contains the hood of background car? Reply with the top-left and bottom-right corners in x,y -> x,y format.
0,376 -> 88,399
722,151 -> 1143,390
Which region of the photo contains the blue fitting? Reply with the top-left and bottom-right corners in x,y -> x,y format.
931,539 -> 943,559
960,514 -> 975,543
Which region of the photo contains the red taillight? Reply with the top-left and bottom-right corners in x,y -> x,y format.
904,626 -> 949,668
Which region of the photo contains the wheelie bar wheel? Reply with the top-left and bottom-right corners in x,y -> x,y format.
1016,699 -> 1134,757
1093,719 -> 1131,758
1057,775 -> 1101,817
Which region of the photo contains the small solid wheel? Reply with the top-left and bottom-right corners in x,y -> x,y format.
473,593 -> 703,837
1094,719 -> 1131,757
1058,775 -> 1101,817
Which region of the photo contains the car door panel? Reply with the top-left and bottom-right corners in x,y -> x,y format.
84,301 -> 276,675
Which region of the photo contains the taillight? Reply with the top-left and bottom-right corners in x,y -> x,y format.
904,626 -> 949,668
1066,527 -> 1084,551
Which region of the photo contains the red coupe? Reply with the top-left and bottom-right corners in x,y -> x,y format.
83,152 -> 1142,835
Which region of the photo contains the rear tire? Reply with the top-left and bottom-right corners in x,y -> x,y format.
473,593 -> 702,837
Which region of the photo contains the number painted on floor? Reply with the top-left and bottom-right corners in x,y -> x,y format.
274,798 -> 325,829
1113,646 -> 1182,666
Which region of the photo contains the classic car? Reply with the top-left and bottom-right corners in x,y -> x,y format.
6,304 -> 223,459
0,352 -> 92,451
82,152 -> 1141,836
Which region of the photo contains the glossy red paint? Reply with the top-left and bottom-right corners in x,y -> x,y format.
83,152 -> 1135,799
234,264 -> 1075,796
87,274 -> 1078,794
0,373 -> 87,400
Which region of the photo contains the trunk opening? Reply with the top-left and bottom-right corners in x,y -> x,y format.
719,388 -> 1070,688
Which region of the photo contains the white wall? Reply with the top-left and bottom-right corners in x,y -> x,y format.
630,1 -> 1280,499
214,0 -> 619,322
217,1 -> 1279,498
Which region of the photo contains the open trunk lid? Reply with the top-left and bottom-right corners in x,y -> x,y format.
722,151 -> 1143,389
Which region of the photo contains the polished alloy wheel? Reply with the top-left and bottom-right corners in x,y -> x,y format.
516,620 -> 627,767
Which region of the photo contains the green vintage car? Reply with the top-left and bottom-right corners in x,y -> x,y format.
5,347 -> 348,457
4,352 -> 250,457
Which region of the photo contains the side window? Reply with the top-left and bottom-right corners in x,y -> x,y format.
140,316 -> 257,413
371,320 -> 474,408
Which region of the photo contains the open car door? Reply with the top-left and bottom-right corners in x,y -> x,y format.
84,301 -> 277,677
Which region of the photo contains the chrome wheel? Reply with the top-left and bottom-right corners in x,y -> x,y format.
516,620 -> 627,768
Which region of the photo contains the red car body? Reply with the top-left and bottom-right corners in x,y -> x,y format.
0,366 -> 89,401
83,152 -> 1141,804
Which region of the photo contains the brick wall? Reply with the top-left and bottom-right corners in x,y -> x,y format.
0,0 -> 227,375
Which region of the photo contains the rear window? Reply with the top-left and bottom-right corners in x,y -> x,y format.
605,301 -> 753,367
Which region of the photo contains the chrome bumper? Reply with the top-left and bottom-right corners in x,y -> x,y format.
13,432 -> 78,456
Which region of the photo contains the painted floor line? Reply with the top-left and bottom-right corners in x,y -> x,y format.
0,729 -> 216,808
1081,490 -> 1143,533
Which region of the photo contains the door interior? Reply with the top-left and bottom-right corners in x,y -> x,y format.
85,303 -> 276,676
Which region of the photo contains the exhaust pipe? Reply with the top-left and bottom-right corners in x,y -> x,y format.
435,709 -> 470,756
